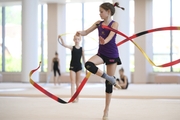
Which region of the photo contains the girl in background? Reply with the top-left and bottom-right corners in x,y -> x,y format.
59,35 -> 85,102
51,52 -> 61,86
116,67 -> 129,89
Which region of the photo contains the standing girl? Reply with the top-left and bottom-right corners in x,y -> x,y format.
51,52 -> 61,86
76,2 -> 124,119
59,35 -> 86,102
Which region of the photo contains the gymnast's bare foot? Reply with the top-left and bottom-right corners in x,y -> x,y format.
114,81 -> 121,89
102,109 -> 108,120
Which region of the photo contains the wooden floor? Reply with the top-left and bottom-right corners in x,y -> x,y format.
0,83 -> 180,120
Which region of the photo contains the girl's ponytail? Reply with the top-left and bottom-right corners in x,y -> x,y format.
113,2 -> 125,10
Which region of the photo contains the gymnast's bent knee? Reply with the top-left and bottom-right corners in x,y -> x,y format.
85,61 -> 98,74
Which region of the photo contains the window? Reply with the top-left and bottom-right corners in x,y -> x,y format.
129,0 -> 134,72
5,6 -> 22,72
0,4 -> 47,72
153,0 -> 171,72
153,0 -> 180,72
0,7 -> 2,71
38,4 -> 48,72
66,3 -> 82,72
172,0 -> 180,72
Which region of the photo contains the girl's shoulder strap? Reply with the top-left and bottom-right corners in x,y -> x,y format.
53,57 -> 57,61
71,46 -> 75,52
79,47 -> 82,52
96,21 -> 103,27
80,47 -> 83,54
108,20 -> 115,27
100,21 -> 103,24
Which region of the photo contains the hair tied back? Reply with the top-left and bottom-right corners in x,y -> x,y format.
113,2 -> 125,10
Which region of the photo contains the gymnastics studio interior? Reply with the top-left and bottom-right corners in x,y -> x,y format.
0,0 -> 180,120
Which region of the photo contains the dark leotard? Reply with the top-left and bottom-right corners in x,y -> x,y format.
120,77 -> 129,89
53,58 -> 61,76
69,46 -> 82,72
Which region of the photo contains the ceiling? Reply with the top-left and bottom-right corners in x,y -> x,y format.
0,0 -> 110,6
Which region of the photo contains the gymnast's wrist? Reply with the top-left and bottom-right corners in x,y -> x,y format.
103,40 -> 108,45
58,35 -> 61,39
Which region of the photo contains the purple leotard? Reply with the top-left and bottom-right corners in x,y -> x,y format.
97,21 -> 119,58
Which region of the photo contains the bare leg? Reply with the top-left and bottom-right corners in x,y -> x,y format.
119,80 -> 126,89
53,76 -> 56,86
103,63 -> 117,119
57,69 -> 61,85
70,70 -> 76,97
75,70 -> 81,102
87,55 -> 119,119
88,55 -> 120,89
103,93 -> 112,119
58,76 -> 61,85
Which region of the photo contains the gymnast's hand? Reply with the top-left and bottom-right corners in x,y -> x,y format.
75,31 -> 81,36
58,35 -> 62,39
99,36 -> 106,45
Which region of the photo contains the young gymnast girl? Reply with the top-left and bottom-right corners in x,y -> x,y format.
116,67 -> 129,89
51,52 -> 61,86
76,2 -> 124,119
58,35 -> 85,102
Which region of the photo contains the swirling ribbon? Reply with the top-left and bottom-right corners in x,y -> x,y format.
30,26 -> 180,104
29,62 -> 91,104
102,25 -> 180,67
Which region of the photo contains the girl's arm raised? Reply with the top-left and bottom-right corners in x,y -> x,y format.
58,35 -> 73,50
76,20 -> 101,36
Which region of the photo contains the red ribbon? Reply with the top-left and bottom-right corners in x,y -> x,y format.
29,26 -> 180,104
29,62 -> 91,104
102,25 -> 180,67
